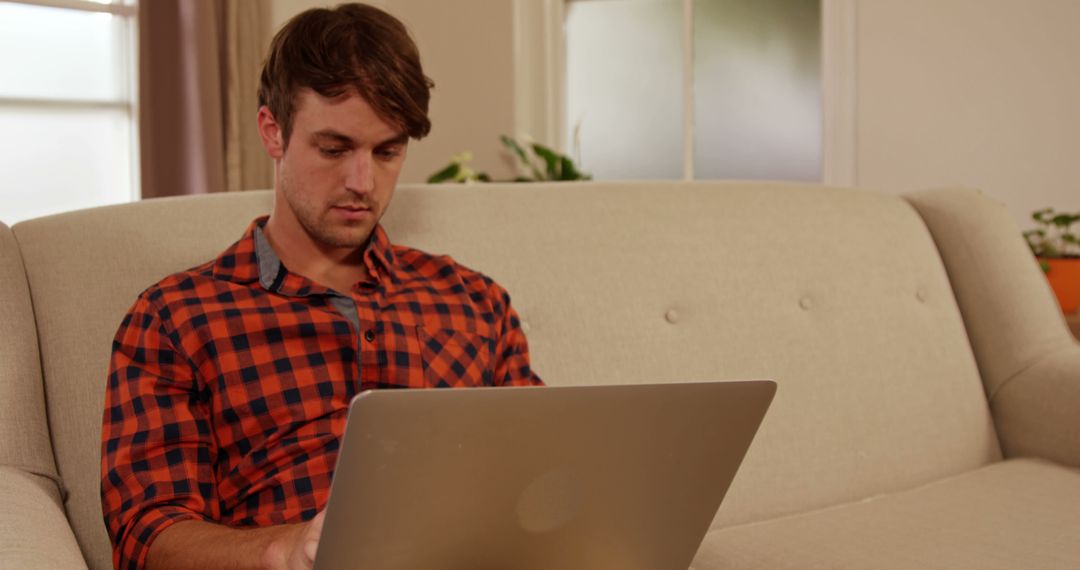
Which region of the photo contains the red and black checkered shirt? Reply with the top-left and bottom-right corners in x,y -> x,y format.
101,217 -> 542,569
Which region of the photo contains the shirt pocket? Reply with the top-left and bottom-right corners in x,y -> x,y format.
417,326 -> 495,387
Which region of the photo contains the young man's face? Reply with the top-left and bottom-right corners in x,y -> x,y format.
259,88 -> 408,250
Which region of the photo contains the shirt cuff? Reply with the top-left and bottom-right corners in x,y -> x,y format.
116,505 -> 209,570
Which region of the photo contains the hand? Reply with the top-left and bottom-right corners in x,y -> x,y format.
264,511 -> 325,570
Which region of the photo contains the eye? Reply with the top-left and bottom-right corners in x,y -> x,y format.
375,146 -> 403,161
319,147 -> 347,158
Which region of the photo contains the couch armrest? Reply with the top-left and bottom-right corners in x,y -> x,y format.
905,188 -> 1080,465
992,346 -> 1080,467
0,467 -> 88,569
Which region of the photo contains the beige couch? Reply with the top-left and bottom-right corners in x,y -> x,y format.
2,182 -> 1078,569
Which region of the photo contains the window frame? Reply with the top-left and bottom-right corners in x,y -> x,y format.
511,0 -> 855,185
0,0 -> 141,215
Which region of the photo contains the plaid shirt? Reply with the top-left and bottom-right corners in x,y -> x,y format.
101,217 -> 542,569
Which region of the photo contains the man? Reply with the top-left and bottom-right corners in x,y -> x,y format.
101,5 -> 542,569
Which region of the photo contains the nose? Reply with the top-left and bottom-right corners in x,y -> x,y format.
345,152 -> 375,195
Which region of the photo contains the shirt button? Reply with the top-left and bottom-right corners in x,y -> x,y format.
364,329 -> 376,343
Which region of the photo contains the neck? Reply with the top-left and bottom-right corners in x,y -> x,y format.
262,215 -> 369,293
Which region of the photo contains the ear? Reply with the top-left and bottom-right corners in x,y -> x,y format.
257,106 -> 286,159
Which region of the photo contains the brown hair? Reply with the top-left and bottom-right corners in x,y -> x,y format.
258,3 -> 434,146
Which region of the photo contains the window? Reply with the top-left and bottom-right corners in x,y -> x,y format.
0,0 -> 139,225
564,0 -> 822,181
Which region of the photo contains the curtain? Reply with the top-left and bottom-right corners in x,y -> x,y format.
139,0 -> 271,199
224,0 -> 273,194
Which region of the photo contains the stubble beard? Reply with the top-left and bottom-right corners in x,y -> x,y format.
280,175 -> 374,250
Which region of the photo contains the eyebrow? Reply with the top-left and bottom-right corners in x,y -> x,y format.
310,130 -> 408,148
379,133 -> 410,147
311,131 -> 353,146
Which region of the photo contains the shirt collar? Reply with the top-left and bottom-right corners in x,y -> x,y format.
212,216 -> 398,294
363,223 -> 397,279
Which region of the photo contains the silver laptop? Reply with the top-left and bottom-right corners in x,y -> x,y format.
314,380 -> 775,570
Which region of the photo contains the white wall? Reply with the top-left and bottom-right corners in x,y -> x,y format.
855,0 -> 1080,227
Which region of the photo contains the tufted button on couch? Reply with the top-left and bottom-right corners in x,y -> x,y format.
2,182 -> 1078,569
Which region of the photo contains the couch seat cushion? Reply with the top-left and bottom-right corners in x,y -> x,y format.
692,459 -> 1080,569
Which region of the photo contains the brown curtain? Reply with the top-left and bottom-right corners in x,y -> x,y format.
139,0 -> 272,199
224,1 -> 273,194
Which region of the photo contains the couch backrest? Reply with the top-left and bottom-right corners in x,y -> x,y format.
12,182 -> 1001,569
0,223 -> 60,484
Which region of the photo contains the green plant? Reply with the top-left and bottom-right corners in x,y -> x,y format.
1024,208 -> 1080,271
427,136 -> 591,184
425,152 -> 491,184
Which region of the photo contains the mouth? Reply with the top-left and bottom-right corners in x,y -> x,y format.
331,204 -> 373,220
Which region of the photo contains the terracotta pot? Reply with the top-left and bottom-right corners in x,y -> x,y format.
1040,257 -> 1080,314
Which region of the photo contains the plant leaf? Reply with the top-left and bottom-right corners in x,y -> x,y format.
501,135 -> 529,163
558,156 -> 580,180
501,135 -> 543,180
427,162 -> 460,184
1052,214 -> 1073,227
531,143 -> 561,180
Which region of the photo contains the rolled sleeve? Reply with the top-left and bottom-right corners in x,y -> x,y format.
488,283 -> 544,387
101,294 -> 217,569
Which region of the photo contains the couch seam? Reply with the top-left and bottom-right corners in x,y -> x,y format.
709,458 -> 1045,535
900,191 -> 1005,456
9,225 -> 70,501
987,343 -> 1079,403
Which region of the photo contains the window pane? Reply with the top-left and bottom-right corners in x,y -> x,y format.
693,0 -> 821,181
565,0 -> 684,180
0,107 -> 133,225
0,3 -> 125,101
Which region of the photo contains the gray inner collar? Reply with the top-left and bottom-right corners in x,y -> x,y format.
253,223 -> 283,291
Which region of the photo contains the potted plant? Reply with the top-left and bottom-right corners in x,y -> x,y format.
1024,208 -> 1080,314
427,136 -> 591,184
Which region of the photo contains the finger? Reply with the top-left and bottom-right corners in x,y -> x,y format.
304,537 -> 319,562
